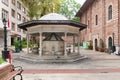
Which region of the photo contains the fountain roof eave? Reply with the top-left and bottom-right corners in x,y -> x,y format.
18,20 -> 87,31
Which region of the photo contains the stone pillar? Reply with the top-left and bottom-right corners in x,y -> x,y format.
27,32 -> 29,54
73,35 -> 75,52
77,33 -> 80,54
39,32 -> 42,56
64,32 -> 67,56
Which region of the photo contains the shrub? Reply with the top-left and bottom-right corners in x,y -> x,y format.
0,58 -> 6,64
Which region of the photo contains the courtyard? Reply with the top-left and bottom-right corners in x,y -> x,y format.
11,48 -> 120,80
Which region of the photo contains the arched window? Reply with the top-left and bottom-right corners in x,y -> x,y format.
108,5 -> 112,20
95,15 -> 98,25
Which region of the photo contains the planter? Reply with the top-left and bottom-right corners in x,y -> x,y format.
95,47 -> 99,51
104,48 -> 109,53
88,46 -> 93,50
98,48 -> 104,52
15,47 -> 20,53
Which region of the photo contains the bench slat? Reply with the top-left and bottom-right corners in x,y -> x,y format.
1,70 -> 21,80
0,64 -> 23,80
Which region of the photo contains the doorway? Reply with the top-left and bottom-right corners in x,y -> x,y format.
95,39 -> 98,50
108,37 -> 112,52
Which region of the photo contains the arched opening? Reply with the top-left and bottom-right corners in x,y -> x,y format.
95,39 -> 98,51
108,37 -> 112,52
108,5 -> 112,20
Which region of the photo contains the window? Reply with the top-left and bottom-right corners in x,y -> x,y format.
108,5 -> 112,20
17,27 -> 21,32
11,9 -> 15,18
17,1 -> 21,10
2,0 -> 8,5
23,17 -> 26,22
22,7 -> 26,13
12,0 -> 16,5
17,13 -> 21,20
2,9 -> 8,19
95,15 -> 98,25
11,22 -> 15,31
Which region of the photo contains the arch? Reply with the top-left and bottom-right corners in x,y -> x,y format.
108,5 -> 112,20
95,39 -> 98,50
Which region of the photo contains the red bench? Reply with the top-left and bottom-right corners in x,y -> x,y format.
0,63 -> 23,80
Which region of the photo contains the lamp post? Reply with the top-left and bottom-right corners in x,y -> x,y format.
2,18 -> 9,60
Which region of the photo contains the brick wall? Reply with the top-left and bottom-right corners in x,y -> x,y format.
79,0 -> 119,50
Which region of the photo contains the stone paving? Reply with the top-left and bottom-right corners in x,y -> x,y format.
3,48 -> 120,80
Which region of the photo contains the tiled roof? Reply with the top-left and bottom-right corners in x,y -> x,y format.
18,20 -> 87,31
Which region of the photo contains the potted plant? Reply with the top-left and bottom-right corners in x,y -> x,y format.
14,39 -> 21,53
88,40 -> 93,50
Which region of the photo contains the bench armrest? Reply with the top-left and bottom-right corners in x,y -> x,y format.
14,66 -> 23,73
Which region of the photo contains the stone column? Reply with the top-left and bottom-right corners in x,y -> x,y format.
73,35 -> 75,52
64,32 -> 67,56
27,32 -> 29,54
77,33 -> 80,54
39,32 -> 42,56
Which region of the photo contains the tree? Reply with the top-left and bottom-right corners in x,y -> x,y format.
59,0 -> 81,19
39,0 -> 61,16
21,0 -> 61,20
21,0 -> 41,20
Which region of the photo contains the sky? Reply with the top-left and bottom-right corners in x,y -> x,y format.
75,0 -> 86,5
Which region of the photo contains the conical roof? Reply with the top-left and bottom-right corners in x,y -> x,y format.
39,13 -> 68,20
43,33 -> 64,41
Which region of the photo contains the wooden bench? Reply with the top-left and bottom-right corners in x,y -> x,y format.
0,63 -> 23,80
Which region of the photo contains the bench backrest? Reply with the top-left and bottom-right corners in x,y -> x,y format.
0,64 -> 13,79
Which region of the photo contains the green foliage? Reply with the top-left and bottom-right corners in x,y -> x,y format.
22,44 -> 27,48
21,0 -> 61,20
13,39 -> 20,47
59,0 -> 81,19
22,38 -> 27,45
39,0 -> 61,16
21,38 -> 27,48
21,0 -> 41,20
74,43 -> 82,46
0,58 -> 6,64
72,17 -> 80,22
80,43 -> 83,46
74,43 -> 78,46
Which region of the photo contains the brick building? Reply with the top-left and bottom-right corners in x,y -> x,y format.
76,0 -> 120,52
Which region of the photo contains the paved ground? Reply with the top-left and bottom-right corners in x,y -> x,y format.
2,48 -> 120,80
